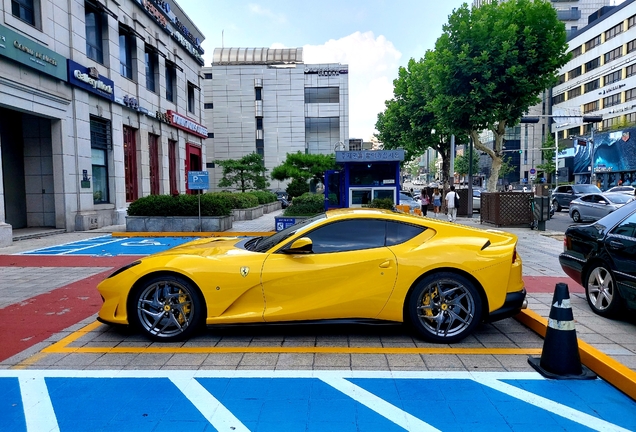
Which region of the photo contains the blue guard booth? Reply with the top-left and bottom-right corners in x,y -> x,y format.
325,149 -> 405,210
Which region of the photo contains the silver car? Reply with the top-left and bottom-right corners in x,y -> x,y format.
569,192 -> 634,223
399,192 -> 420,212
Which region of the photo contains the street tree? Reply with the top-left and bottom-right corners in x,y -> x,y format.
454,151 -> 480,179
216,153 -> 269,192
271,152 -> 337,198
427,0 -> 569,191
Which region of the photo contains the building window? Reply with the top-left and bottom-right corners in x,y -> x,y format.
168,139 -> 178,195
583,101 -> 599,113
90,117 -> 111,204
123,126 -> 138,202
626,112 -> 636,124
305,87 -> 340,103
584,79 -> 600,93
204,73 -> 212,79
255,87 -> 262,101
165,63 -> 176,103
558,73 -> 566,84
584,57 -> 600,73
256,118 -> 263,130
627,64 -> 636,78
626,88 -> 636,102
145,47 -> 158,92
119,28 -> 134,79
604,70 -> 622,86
585,35 -> 601,51
569,46 -> 582,58
149,134 -> 160,195
605,22 -> 623,41
256,139 -> 264,158
568,66 -> 582,80
603,94 -> 621,108
552,93 -> 565,105
207,132 -> 214,138
629,14 -> 636,29
604,47 -> 622,64
305,117 -> 340,153
187,82 -> 196,114
567,86 -> 581,99
628,39 -> 636,54
85,2 -> 104,64
204,103 -> 213,109
12,0 -> 35,25
602,117 -> 620,130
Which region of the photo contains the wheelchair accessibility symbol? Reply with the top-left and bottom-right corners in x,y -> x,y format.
121,239 -> 165,247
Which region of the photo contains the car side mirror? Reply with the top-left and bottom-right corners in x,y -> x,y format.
283,237 -> 313,254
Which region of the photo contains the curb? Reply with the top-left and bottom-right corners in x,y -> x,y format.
516,308 -> 636,400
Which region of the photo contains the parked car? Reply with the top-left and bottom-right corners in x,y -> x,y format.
473,189 -> 481,213
559,200 -> 636,318
399,192 -> 420,212
569,193 -> 634,223
605,185 -> 636,195
551,184 -> 602,212
97,209 -> 526,343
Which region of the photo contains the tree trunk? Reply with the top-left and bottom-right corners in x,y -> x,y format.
470,121 -> 506,192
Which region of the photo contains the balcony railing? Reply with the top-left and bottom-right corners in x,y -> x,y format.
557,9 -> 582,21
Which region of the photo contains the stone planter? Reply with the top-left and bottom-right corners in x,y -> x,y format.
232,206 -> 264,222
126,215 -> 233,232
263,201 -> 282,213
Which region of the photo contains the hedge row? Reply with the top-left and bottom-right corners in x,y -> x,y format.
283,193 -> 325,216
127,191 -> 278,217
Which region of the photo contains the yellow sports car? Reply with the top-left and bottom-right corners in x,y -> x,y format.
97,209 -> 526,343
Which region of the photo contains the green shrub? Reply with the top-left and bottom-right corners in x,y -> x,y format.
366,198 -> 395,210
127,193 -> 232,217
215,192 -> 259,209
247,190 -> 277,204
286,178 -> 309,198
284,193 -> 325,216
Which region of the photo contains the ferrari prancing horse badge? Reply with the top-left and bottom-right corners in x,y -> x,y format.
240,267 -> 249,277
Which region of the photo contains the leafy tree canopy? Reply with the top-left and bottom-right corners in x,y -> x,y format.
216,153 -> 269,192
271,152 -> 337,183
454,151 -> 480,176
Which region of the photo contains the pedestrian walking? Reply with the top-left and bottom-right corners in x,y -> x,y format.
420,189 -> 430,216
432,188 -> 442,218
445,186 -> 459,222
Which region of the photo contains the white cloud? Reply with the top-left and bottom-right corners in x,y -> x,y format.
248,4 -> 287,24
303,31 -> 402,140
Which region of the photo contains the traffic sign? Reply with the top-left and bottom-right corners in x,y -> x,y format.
187,171 -> 209,190
530,168 -> 536,175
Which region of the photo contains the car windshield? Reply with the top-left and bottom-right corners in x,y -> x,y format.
251,213 -> 327,253
606,194 -> 634,204
574,185 -> 602,194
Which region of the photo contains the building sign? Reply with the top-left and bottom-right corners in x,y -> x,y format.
166,110 -> 207,137
336,150 -> 404,163
305,67 -> 348,76
0,23 -> 67,80
67,60 -> 114,100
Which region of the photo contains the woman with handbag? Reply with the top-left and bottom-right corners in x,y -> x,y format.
420,189 -> 430,216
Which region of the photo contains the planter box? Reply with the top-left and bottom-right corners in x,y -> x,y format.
232,206 -> 264,222
274,216 -> 311,231
263,201 -> 281,213
126,215 -> 233,232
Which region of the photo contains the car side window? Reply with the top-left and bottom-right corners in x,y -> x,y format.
611,213 -> 636,238
386,222 -> 425,246
565,186 -> 573,193
303,219 -> 387,254
581,195 -> 594,202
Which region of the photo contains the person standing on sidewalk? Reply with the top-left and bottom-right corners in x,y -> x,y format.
445,186 -> 459,222
420,189 -> 430,216
432,188 -> 442,218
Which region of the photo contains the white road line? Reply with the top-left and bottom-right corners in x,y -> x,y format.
19,375 -> 60,432
16,235 -> 113,255
320,376 -> 440,432
59,238 -> 127,255
473,377 -> 631,432
170,376 -> 250,432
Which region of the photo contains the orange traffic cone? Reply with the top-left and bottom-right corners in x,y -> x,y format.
528,283 -> 596,380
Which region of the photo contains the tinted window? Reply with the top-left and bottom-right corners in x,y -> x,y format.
612,213 -> 636,238
580,195 -> 594,202
305,220 -> 386,253
386,222 -> 425,246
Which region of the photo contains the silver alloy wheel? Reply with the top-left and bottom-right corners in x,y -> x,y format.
415,278 -> 476,339
572,210 -> 581,223
587,266 -> 615,312
136,279 -> 195,339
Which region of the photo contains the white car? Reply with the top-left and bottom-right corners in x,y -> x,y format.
605,185 -> 636,195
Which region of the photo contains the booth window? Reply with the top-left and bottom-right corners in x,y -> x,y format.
85,2 -> 104,64
349,163 -> 396,186
90,117 -> 111,204
12,0 -> 35,26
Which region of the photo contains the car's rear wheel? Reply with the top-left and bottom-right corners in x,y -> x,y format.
407,272 -> 482,343
552,199 -> 561,212
572,210 -> 581,223
585,264 -> 622,318
129,274 -> 204,341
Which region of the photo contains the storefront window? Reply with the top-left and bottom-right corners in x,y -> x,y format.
92,148 -> 108,204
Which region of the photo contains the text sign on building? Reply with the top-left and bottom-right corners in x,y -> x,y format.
0,23 -> 67,80
187,171 -> 209,190
167,110 -> 208,138
335,150 -> 405,163
67,60 -> 115,101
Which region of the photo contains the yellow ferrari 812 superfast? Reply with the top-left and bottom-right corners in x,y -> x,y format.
97,209 -> 526,343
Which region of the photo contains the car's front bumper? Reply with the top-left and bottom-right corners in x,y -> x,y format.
487,288 -> 527,322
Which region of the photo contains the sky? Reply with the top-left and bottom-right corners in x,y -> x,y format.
176,0 -> 469,140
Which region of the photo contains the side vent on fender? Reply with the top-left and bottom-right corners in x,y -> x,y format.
480,240 -> 491,251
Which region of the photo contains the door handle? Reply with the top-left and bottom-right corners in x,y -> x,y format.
379,260 -> 391,268
608,240 -> 624,250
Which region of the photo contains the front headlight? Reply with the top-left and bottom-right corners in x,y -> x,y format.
107,260 -> 141,279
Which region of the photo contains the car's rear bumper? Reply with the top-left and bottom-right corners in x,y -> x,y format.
487,288 -> 527,322
558,253 -> 585,286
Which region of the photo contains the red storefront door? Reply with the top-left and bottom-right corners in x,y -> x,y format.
185,143 -> 202,194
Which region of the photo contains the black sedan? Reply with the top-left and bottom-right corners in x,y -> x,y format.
559,200 -> 636,318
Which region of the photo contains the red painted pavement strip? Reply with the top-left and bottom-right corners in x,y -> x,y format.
0,255 -> 141,267
523,275 -> 584,294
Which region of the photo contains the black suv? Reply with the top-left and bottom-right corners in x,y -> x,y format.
551,184 -> 602,212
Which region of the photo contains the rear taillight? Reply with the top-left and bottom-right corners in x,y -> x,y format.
563,236 -> 571,251
512,248 -> 518,264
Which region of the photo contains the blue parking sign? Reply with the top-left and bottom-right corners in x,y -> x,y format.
187,171 -> 209,190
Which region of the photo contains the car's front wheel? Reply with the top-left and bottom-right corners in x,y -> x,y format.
407,272 -> 482,343
585,264 -> 622,318
129,274 -> 204,341
572,210 -> 581,223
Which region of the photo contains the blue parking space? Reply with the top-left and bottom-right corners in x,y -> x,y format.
2,371 -> 634,432
19,235 -> 200,256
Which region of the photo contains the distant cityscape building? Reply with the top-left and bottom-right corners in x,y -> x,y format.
203,48 -> 349,191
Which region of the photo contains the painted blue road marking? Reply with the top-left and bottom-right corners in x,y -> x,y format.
1,371 -> 633,432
